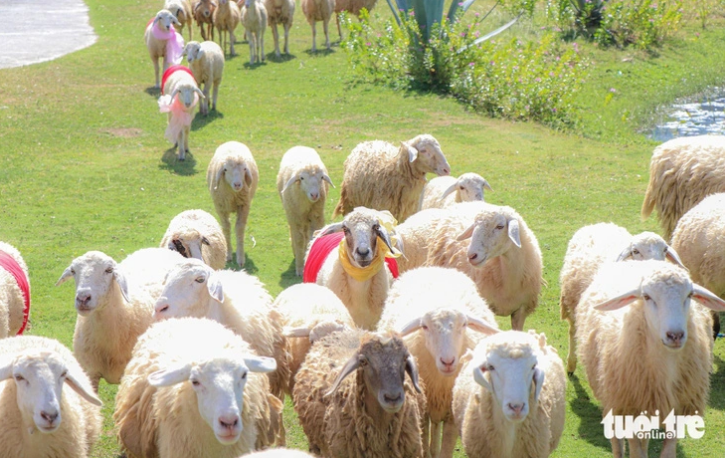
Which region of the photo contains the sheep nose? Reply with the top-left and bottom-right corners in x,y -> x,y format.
40,410 -> 59,424
441,167 -> 450,175
204,11 -> 210,17
155,303 -> 170,315
310,192 -> 319,201
356,247 -> 370,257
219,415 -> 239,429
468,253 -> 478,261
508,403 -> 525,415
233,182 -> 243,190
666,331 -> 685,345
76,293 -> 92,306
383,392 -> 402,404
440,357 -> 455,368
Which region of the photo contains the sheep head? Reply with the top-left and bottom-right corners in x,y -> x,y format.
615,231 -> 685,268
214,152 -> 254,193
166,229 -> 211,261
457,205 -> 522,267
402,134 -> 450,177
55,251 -> 130,316
153,9 -> 181,31
170,81 -> 205,109
319,207 -> 397,269
470,331 -> 544,423
281,166 -> 334,203
154,259 -> 223,321
194,0 -> 217,18
399,309 -> 498,376
593,261 -> 725,350
148,354 -> 276,444
441,173 -> 492,203
326,333 -> 421,414
184,41 -> 204,63
0,350 -> 101,433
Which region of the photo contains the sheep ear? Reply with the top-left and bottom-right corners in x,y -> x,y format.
56,266 -> 74,286
593,289 -> 640,311
402,142 -> 418,163
692,284 -> 725,311
508,219 -> 521,248
615,246 -> 633,262
171,15 -> 181,25
194,87 -> 206,100
324,353 -> 361,397
281,174 -> 298,194
533,367 -> 545,404
399,317 -> 422,336
244,167 -> 253,187
283,326 -> 311,338
457,223 -> 476,241
482,180 -> 493,192
64,369 -> 103,406
440,182 -> 458,199
322,174 -> 335,188
374,224 -> 396,255
665,247 -> 685,268
472,366 -> 493,392
207,274 -> 224,303
244,356 -> 277,373
0,356 -> 14,381
153,15 -> 161,25
213,164 -> 225,191
169,88 -> 180,102
465,315 -> 499,335
319,222 -> 344,237
405,355 -> 422,393
114,269 -> 131,304
198,48 -> 205,59
194,2 -> 202,12
148,363 -> 192,387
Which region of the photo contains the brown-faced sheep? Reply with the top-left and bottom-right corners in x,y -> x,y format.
301,0 -> 334,52
193,0 -> 217,41
265,0 -> 295,57
214,0 -> 242,56
160,209 -> 227,270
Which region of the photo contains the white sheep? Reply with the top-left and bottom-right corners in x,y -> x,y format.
0,335 -> 102,458
160,208 -> 227,270
671,192 -> 725,338
420,173 -> 492,210
114,317 -> 283,458
642,135 -> 725,240
184,40 -> 224,116
207,141 -> 259,266
333,0 -> 378,39
301,0 -> 334,52
240,0 -> 268,64
153,258 -> 290,404
396,201 -> 543,330
293,328 -> 426,457
214,0 -> 242,56
452,330 -> 567,458
333,134 -> 451,222
165,0 -> 194,39
0,241 -> 30,338
56,248 -> 182,390
377,266 -> 499,458
159,65 -> 205,161
193,0 -> 217,41
265,0 -> 295,57
276,146 -> 334,276
272,283 -> 355,392
304,206 -> 401,330
576,260 -> 725,458
145,9 -> 184,88
559,222 -> 685,374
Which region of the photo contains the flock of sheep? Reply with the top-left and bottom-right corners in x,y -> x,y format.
2,128 -> 725,457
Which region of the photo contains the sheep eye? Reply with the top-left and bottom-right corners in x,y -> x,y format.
495,225 -> 504,230
201,237 -> 210,246
300,177 -> 304,181
487,365 -> 495,371
241,372 -> 247,380
688,292 -> 693,298
105,267 -> 113,274
14,375 -> 24,382
191,380 -> 200,386
342,227 -> 350,234
643,294 -> 651,301
70,269 -> 75,275
459,186 -> 465,190
633,249 -> 640,255
60,371 -> 68,378
421,324 -> 429,331
195,277 -> 205,283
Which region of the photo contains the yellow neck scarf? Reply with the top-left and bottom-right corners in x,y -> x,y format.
338,211 -> 402,282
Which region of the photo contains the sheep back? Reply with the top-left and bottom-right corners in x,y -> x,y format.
0,241 -> 30,337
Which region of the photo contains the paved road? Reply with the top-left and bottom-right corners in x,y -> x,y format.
0,0 -> 96,69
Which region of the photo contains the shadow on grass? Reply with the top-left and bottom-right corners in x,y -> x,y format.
225,256 -> 258,274
278,260 -> 302,289
570,374 -> 611,452
159,148 -> 198,176
144,86 -> 160,97
266,52 -> 297,63
191,110 -> 224,131
243,60 -> 268,70
303,48 -> 336,56
709,352 -> 725,410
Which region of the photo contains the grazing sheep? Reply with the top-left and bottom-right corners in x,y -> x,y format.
56,248 -> 182,390
165,0 -> 194,39
301,0 -> 334,52
277,146 -> 334,276
241,0 -> 268,64
207,141 -> 259,266
159,65 -> 205,161
193,0 -> 217,40
160,209 -> 227,270
214,0 -> 242,56
396,201 -> 543,330
293,329 -> 426,457
420,173 -> 492,210
273,283 -> 355,392
265,0 -> 295,57
184,40 -> 224,116
0,336 -> 102,458
671,192 -> 725,338
642,135 -> 725,240
333,0 -> 378,39
153,259 -> 290,404
145,9 -> 184,88
333,134 -> 451,222
452,330 -> 566,458
114,317 -> 283,458
576,260 -> 725,458
303,207 -> 401,330
0,241 -> 30,338
378,267 -> 499,458
559,223 -> 685,374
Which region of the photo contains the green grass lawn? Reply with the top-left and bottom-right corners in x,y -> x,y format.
1,1 -> 725,456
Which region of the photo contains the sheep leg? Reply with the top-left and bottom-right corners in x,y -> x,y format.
200,23 -> 207,41
610,438 -> 624,458
283,22 -> 290,54
230,30 -> 237,56
421,416 -> 431,458
91,374 -> 101,393
323,18 -> 330,50
249,33 -> 255,64
336,13 -> 342,40
311,22 -> 317,52
566,318 -> 577,375
429,420 -> 441,458
235,206 -> 249,266
201,82 -> 210,116
152,57 -> 160,88
510,307 -> 526,331
177,127 -> 186,161
272,23 -> 280,57
626,437 -> 648,458
219,211 -> 233,261
212,79 -> 220,111
260,29 -> 265,62
660,437 -> 676,458
438,420 -> 457,458
211,23 -> 215,42
293,226 -> 307,276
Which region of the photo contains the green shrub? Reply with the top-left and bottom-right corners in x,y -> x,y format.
342,10 -> 588,129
